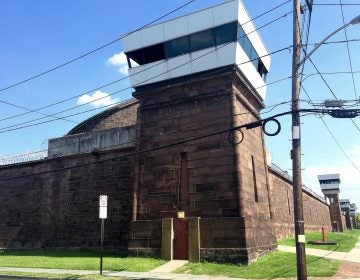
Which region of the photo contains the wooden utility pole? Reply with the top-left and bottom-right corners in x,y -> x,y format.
291,0 -> 307,279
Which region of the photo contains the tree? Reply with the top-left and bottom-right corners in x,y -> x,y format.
356,213 -> 360,223
350,203 -> 357,209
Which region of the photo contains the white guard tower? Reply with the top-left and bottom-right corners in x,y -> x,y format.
121,0 -> 270,99
318,174 -> 345,232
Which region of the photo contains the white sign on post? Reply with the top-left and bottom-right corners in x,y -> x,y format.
99,195 -> 108,219
99,195 -> 108,207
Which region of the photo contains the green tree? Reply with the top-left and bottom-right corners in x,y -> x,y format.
356,213 -> 360,223
350,203 -> 357,209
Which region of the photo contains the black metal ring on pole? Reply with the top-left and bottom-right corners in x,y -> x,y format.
262,118 -> 281,136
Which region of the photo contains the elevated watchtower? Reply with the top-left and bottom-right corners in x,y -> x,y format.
318,174 -> 346,231
121,0 -> 275,264
340,199 -> 353,230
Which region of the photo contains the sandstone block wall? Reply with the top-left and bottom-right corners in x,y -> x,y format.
68,100 -> 139,135
268,168 -> 332,239
134,71 -> 240,220
0,148 -> 134,250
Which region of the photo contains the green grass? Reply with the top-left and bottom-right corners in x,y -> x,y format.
175,251 -> 340,279
0,271 -> 126,280
278,229 -> 360,252
0,250 -> 166,272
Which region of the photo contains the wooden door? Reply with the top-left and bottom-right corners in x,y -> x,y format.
173,218 -> 188,260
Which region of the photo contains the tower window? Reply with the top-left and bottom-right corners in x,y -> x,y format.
166,36 -> 189,58
215,22 -> 237,45
189,29 -> 215,52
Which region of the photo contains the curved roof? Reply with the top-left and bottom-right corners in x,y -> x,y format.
67,98 -> 139,135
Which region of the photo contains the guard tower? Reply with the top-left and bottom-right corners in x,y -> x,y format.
340,199 -> 353,230
350,206 -> 357,228
318,174 -> 346,231
122,0 -> 270,98
121,1 -> 275,263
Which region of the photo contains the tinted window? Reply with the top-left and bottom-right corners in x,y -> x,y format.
166,37 -> 189,58
237,26 -> 246,45
242,36 -> 252,59
215,22 -> 237,45
190,29 -> 215,52
250,46 -> 259,68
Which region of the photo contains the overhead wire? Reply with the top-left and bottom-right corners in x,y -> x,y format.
0,0 -> 198,94
0,99 -> 78,124
306,57 -> 360,132
0,98 -> 293,164
301,86 -> 360,174
296,2 -> 360,179
339,0 -> 358,100
0,2 -> 293,125
0,0 -> 202,126
0,45 -> 292,134
0,10 -> 295,133
0,109 -> 301,182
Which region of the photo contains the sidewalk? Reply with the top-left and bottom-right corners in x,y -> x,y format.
0,266 -> 247,280
278,237 -> 360,263
0,239 -> 359,280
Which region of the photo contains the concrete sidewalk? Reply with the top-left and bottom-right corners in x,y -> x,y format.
0,266 -> 246,280
278,237 -> 360,263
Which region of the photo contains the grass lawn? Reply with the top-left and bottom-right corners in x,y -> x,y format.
175,251 -> 340,279
0,250 -> 165,272
0,271 -> 126,280
278,229 -> 360,252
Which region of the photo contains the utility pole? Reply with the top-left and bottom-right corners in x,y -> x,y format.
291,0 -> 307,279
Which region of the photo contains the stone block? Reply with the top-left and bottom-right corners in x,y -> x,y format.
188,217 -> 200,262
161,218 -> 173,260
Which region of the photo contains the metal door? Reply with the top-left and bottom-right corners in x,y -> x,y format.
173,218 -> 188,260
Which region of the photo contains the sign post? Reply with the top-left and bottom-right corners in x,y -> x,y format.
99,195 -> 108,275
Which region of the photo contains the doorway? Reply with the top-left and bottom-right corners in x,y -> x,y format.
173,218 -> 188,260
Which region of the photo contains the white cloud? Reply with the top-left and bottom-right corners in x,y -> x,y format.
303,144 -> 360,207
76,90 -> 119,108
107,52 -> 128,75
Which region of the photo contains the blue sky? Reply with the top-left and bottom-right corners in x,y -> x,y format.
0,0 -> 359,208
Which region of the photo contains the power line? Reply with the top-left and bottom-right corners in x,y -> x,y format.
0,99 -> 78,124
0,0 -> 198,94
312,3 -> 360,6
0,2 -> 293,124
0,109 -> 296,182
339,0 -> 358,99
0,11 -> 294,133
306,57 -> 360,132
0,45 -> 292,134
0,99 -> 293,163
301,86 -> 360,174
307,38 -> 360,46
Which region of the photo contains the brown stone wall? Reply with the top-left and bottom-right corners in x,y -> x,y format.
132,67 -> 276,263
231,71 -> 276,261
199,217 -> 275,264
341,214 -> 347,231
68,100 -> 139,135
326,194 -> 346,232
268,169 -> 332,239
134,71 -> 239,220
128,220 -> 162,257
0,148 -> 134,250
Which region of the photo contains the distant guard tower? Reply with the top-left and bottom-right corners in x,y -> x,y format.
121,1 -> 275,263
318,174 -> 346,231
350,206 -> 357,228
340,199 -> 353,230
